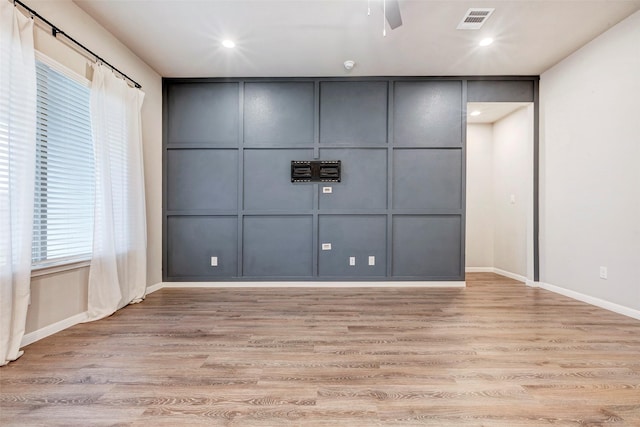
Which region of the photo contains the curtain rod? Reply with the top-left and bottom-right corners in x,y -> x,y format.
13,0 -> 142,89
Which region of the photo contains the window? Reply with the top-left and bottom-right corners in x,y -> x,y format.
32,57 -> 94,267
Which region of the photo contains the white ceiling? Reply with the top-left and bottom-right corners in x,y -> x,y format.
73,0 -> 640,78
467,102 -> 530,124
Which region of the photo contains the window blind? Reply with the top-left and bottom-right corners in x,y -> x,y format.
32,60 -> 94,266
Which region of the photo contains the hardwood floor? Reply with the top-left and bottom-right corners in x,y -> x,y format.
2,273 -> 639,426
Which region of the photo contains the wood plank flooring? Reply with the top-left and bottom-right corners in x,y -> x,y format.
1,273 -> 639,426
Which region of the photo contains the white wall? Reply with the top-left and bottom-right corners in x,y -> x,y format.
540,10 -> 640,314
492,106 -> 533,278
23,0 -> 162,334
466,124 -> 494,268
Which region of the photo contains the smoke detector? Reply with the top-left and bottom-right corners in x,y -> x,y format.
457,8 -> 495,30
343,60 -> 355,71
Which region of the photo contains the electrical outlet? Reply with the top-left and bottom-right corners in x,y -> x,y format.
368,256 -> 375,266
322,243 -> 332,251
322,186 -> 332,194
599,266 -> 607,279
349,256 -> 356,266
210,256 -> 218,267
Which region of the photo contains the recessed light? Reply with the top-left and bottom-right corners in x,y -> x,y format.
479,37 -> 494,47
222,39 -> 236,49
470,110 -> 482,116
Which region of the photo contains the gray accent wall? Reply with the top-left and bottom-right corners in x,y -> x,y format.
163,77 -> 538,281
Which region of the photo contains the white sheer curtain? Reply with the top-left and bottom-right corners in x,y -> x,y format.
0,2 -> 36,366
87,64 -> 146,321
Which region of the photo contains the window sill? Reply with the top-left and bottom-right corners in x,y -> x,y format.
31,259 -> 91,278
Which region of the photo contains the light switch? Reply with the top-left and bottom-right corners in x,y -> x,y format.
322,243 -> 332,251
368,256 -> 375,266
599,266 -> 608,279
349,256 -> 356,266
210,256 -> 218,267
322,186 -> 333,194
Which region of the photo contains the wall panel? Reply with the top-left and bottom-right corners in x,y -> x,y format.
167,149 -> 238,211
318,215 -> 387,277
393,149 -> 462,210
167,216 -> 238,277
319,148 -> 387,210
320,81 -> 388,145
392,215 -> 462,278
167,82 -> 239,145
244,149 -> 314,211
244,82 -> 314,146
468,80 -> 534,102
243,216 -> 313,277
393,81 -> 463,147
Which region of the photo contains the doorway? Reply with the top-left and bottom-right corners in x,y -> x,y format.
465,102 -> 535,285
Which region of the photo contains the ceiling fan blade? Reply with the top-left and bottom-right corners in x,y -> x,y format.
385,0 -> 403,30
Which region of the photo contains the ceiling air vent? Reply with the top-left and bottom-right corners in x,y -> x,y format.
456,8 -> 495,30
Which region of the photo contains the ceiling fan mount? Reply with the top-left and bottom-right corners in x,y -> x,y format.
384,0 -> 403,30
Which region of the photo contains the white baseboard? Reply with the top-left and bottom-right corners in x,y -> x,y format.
493,268 -> 527,283
465,267 -> 494,273
21,311 -> 89,348
161,281 -> 466,288
538,281 -> 640,321
465,267 -> 527,283
145,282 -> 163,295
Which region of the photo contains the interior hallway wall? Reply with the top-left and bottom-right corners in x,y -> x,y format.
465,124 -> 494,268
492,106 -> 533,278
